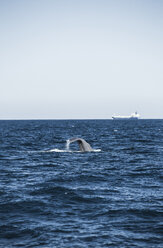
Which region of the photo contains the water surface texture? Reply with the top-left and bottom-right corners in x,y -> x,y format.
0,120 -> 162,247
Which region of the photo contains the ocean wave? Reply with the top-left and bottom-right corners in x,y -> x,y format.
1,119 -> 162,248
29,185 -> 105,204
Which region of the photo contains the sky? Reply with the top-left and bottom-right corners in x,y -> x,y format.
0,0 -> 163,119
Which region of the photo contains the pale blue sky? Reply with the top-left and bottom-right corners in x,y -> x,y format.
0,0 -> 163,119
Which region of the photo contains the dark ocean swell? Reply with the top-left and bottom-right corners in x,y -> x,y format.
0,120 -> 163,247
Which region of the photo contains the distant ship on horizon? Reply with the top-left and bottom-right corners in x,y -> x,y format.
112,112 -> 140,120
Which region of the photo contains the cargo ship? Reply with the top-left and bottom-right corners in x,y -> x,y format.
112,112 -> 140,120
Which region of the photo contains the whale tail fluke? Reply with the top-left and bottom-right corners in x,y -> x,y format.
66,137 -> 93,152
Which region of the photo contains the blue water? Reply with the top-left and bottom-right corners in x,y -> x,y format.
0,120 -> 162,248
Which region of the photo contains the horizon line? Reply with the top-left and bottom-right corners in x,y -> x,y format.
0,118 -> 163,121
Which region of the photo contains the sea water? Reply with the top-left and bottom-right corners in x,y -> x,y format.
0,119 -> 162,247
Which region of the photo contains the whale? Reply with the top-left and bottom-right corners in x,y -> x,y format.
67,137 -> 93,152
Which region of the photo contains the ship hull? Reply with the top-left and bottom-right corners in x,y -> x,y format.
112,112 -> 140,120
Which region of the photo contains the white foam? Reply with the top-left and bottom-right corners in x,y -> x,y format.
43,148 -> 101,153
66,139 -> 71,150
93,149 -> 101,152
46,148 -> 68,153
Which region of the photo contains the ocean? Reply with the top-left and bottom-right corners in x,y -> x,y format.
0,119 -> 162,247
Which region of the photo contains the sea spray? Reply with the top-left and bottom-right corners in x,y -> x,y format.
66,139 -> 71,151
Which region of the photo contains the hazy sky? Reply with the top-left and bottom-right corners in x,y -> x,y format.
1,0 -> 163,119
